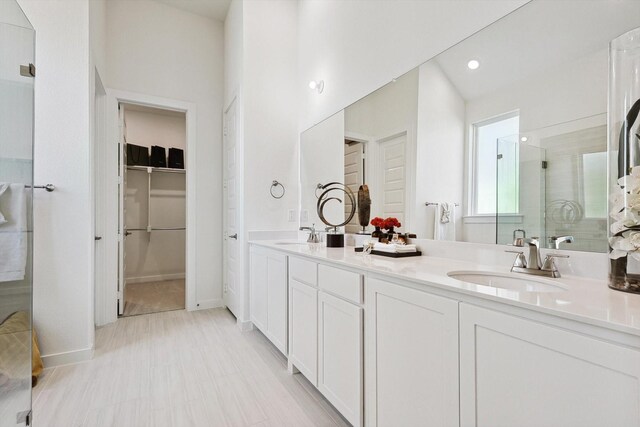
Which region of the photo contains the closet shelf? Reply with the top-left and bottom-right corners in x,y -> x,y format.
128,227 -> 186,232
127,165 -> 185,174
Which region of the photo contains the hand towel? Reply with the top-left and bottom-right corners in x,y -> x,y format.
433,202 -> 456,241
0,183 -> 28,282
373,243 -> 418,253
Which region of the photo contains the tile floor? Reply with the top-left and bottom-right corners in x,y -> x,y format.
32,308 -> 349,427
123,280 -> 185,317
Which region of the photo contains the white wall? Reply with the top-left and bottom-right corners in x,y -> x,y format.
415,61 -> 465,240
106,0 -> 225,308
17,0 -> 94,364
124,109 -> 187,150
297,0 -> 529,132
300,110 -> 345,228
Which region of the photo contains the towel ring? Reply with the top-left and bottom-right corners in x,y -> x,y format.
270,180 -> 285,199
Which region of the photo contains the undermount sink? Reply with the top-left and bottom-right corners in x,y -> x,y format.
447,270 -> 568,293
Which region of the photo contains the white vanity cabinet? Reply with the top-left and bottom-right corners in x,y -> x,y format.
459,303 -> 640,427
365,277 -> 460,427
249,246 -> 288,355
288,257 -> 364,427
318,266 -> 363,427
288,256 -> 319,384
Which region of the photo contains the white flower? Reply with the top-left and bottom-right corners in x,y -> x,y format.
609,230 -> 640,259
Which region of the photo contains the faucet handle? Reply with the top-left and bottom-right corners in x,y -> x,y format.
505,250 -> 527,268
541,253 -> 569,277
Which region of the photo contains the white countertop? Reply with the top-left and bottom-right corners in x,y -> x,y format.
250,240 -> 640,337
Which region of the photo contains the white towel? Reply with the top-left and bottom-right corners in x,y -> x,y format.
433,202 -> 456,241
373,243 -> 418,253
0,183 -> 28,282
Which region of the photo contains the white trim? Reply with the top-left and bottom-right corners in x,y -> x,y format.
41,347 -> 94,368
463,214 -> 524,224
237,318 -> 254,332
195,298 -> 225,310
100,89 -> 197,326
125,273 -> 185,284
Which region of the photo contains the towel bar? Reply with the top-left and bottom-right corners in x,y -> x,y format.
425,202 -> 459,207
27,184 -> 55,192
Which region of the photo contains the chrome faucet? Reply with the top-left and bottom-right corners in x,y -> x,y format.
548,235 -> 574,249
300,224 -> 320,243
506,236 -> 569,278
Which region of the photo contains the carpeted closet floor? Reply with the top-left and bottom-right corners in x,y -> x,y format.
123,279 -> 185,317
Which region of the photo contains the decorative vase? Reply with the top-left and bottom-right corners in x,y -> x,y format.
608,27 -> 640,293
371,226 -> 382,238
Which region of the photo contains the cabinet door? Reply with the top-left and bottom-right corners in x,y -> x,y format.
266,252 -> 287,355
249,248 -> 268,332
289,278 -> 318,385
318,292 -> 363,427
460,303 -> 640,427
365,278 -> 459,427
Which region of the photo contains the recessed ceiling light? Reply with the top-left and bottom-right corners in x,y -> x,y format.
467,59 -> 480,70
520,136 -> 528,142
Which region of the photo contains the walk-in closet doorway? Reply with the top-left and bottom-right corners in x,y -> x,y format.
120,103 -> 187,316
95,91 -> 197,325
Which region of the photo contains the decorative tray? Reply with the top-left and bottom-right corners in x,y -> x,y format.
354,247 -> 422,258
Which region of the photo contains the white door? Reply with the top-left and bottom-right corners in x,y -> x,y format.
344,140 -> 364,233
318,291 -> 363,427
365,277 -> 459,427
459,304 -> 640,427
378,133 -> 406,226
117,103 -> 127,315
223,99 -> 239,316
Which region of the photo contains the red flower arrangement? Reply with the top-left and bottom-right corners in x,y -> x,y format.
370,217 -> 385,228
383,217 -> 401,230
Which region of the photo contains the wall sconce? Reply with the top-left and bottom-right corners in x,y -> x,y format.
309,80 -> 324,94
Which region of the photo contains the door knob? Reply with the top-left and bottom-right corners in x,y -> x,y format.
228,233 -> 238,240
124,231 -> 132,236
94,236 -> 102,241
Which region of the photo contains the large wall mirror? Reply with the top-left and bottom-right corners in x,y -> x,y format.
300,0 -> 640,253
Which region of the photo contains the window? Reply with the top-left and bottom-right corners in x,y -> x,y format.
471,113 -> 520,215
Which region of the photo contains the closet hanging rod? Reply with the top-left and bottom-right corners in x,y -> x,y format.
425,202 -> 459,207
26,184 -> 55,192
126,165 -> 185,174
127,227 -> 186,231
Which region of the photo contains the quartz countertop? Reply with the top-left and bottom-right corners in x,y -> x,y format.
250,240 -> 640,337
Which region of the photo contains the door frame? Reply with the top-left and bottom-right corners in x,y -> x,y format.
97,89 -> 197,325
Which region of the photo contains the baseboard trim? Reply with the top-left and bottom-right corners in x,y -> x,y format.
238,319 -> 254,332
193,298 -> 224,311
41,346 -> 94,368
126,273 -> 185,284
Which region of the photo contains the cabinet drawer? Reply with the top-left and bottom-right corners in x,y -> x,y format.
318,264 -> 362,304
290,256 -> 317,287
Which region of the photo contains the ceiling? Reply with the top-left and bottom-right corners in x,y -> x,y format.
434,0 -> 640,101
151,0 -> 232,21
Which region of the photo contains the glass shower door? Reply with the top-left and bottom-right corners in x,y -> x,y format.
0,1 -> 35,426
496,135 -> 546,246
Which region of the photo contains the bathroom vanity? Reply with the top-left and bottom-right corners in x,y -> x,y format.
249,240 -> 640,427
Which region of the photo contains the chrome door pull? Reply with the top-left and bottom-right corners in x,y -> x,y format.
228,233 -> 238,240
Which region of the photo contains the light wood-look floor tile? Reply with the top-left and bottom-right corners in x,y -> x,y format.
33,308 -> 349,427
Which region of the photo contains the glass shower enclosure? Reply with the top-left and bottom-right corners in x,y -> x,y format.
0,1 -> 35,425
